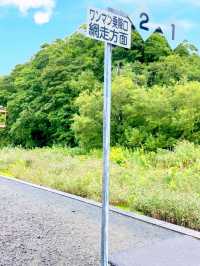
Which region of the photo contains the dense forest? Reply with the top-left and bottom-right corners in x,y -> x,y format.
1,28 -> 200,150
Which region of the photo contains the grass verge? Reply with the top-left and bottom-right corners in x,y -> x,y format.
0,141 -> 200,231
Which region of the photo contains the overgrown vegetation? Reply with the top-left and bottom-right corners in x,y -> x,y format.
1,28 -> 200,230
1,30 -> 200,149
73,77 -> 200,150
0,141 -> 200,230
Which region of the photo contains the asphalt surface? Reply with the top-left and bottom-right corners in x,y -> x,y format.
110,236 -> 200,266
0,176 -> 198,266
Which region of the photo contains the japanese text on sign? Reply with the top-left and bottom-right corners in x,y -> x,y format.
87,8 -> 132,49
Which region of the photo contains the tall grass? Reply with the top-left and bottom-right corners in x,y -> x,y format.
0,141 -> 200,230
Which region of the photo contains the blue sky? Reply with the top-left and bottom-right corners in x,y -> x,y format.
0,0 -> 200,75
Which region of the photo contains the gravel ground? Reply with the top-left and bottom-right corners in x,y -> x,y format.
0,176 -> 183,266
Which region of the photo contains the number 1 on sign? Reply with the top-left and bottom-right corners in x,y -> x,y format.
171,24 -> 175,40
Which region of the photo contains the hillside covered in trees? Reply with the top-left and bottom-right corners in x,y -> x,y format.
0,29 -> 200,150
1,29 -> 200,231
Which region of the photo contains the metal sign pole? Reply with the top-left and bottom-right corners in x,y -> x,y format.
87,7 -> 131,266
101,41 -> 112,266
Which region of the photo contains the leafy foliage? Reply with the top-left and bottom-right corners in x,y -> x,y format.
74,77 -> 200,150
0,34 -> 104,147
144,32 -> 172,62
0,29 -> 200,149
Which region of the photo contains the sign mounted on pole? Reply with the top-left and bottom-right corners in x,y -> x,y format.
87,7 -> 132,49
87,7 -> 132,266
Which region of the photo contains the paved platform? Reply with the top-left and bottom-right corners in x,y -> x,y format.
0,176 -> 200,265
110,235 -> 200,266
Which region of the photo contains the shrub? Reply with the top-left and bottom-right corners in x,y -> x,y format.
132,189 -> 200,230
74,77 -> 200,150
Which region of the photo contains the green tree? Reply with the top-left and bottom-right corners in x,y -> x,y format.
144,32 -> 172,62
1,28 -> 200,149
175,40 -> 198,57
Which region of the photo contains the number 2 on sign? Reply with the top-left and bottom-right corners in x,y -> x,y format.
139,12 -> 176,40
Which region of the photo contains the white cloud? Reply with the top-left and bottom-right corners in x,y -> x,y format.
0,0 -> 55,24
34,10 -> 51,24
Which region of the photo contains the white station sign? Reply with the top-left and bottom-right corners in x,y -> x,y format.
87,8 -> 132,49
